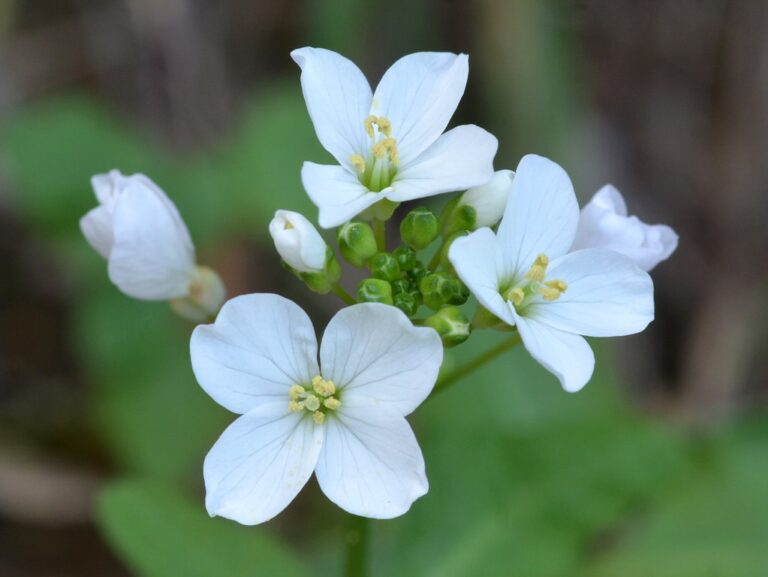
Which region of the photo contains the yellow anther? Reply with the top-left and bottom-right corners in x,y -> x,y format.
383,138 -> 399,164
506,287 -> 526,306
289,384 -> 304,401
376,116 -> 392,137
364,115 -> 377,138
525,254 -> 549,282
323,397 -> 342,410
350,154 -> 366,174
539,279 -> 567,301
302,394 -> 320,412
288,400 -> 301,412
312,376 -> 336,397
283,220 -> 294,230
313,412 -> 326,425
372,140 -> 388,159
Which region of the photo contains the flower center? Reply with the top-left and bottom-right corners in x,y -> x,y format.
350,115 -> 399,192
502,254 -> 568,311
288,376 -> 342,424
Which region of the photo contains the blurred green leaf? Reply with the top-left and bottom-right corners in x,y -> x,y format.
587,436 -> 768,577
98,479 -> 308,577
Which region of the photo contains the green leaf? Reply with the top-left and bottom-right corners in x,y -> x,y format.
98,479 -> 308,577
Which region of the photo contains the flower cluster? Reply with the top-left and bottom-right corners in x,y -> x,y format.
81,48 -> 677,525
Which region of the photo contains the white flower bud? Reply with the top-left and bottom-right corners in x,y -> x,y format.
572,185 -> 678,272
269,210 -> 328,273
80,170 -> 211,304
458,169 -> 515,228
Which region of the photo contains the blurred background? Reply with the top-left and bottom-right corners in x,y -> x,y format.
1,0 -> 767,575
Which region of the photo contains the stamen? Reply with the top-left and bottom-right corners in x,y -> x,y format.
323,397 -> 342,410
302,394 -> 320,412
313,412 -> 326,425
350,154 -> 366,174
506,287 -> 525,306
364,115 -> 377,138
289,384 -> 304,401
312,376 -> 336,397
539,279 -> 567,301
525,254 -> 549,282
376,116 -> 392,137
288,400 -> 301,412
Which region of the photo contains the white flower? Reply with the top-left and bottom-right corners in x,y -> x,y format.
292,47 -> 498,228
269,210 -> 328,273
191,294 -> 443,524
80,170 -> 224,320
457,169 -> 515,228
449,155 -> 654,393
571,184 -> 678,271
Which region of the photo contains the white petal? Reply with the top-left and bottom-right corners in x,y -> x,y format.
107,182 -> 196,299
80,205 -> 114,258
448,228 -> 515,326
496,154 -> 579,277
389,125 -> 498,202
269,210 -> 328,273
316,402 -> 428,519
572,185 -> 679,271
191,294 -> 319,414
371,52 -> 468,164
301,162 -> 388,228
204,402 -> 323,525
459,169 -> 515,228
527,248 -> 655,337
319,303 -> 442,416
291,47 -> 373,170
512,312 -> 595,392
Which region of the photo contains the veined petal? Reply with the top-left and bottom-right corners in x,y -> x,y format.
372,52 -> 468,164
513,312 -> 595,392
191,294 -> 319,414
319,303 -> 442,416
497,154 -> 579,278
204,402 -> 323,525
526,248 -> 654,337
107,182 -> 196,300
80,205 -> 114,258
388,125 -> 497,203
316,402 -> 428,519
301,162 -> 387,228
449,228 -> 515,326
291,47 -> 373,170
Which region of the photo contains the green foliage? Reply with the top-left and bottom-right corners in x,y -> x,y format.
98,479 -> 308,577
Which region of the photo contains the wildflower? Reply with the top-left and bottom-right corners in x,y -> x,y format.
80,170 -> 224,321
191,294 -> 443,524
292,47 -> 498,228
572,184 -> 678,271
449,155 -> 655,392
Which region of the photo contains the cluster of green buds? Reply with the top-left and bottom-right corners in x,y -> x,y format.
269,172 -> 514,348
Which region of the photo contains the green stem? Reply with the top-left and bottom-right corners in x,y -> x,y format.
372,218 -> 386,252
432,334 -> 521,395
427,239 -> 445,270
344,514 -> 369,577
331,282 -> 356,305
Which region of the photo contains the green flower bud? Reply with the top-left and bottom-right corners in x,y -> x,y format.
400,206 -> 439,249
368,252 -> 401,282
393,292 -> 418,317
419,272 -> 469,309
425,306 -> 471,347
446,277 -> 470,306
392,246 -> 417,271
357,278 -> 393,305
391,278 -> 412,295
337,221 -> 378,267
298,248 -> 341,294
440,197 -> 477,237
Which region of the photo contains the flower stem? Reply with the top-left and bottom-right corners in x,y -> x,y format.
372,218 -> 387,252
331,282 -> 356,305
344,514 -> 369,577
427,239 -> 445,270
432,334 -> 521,395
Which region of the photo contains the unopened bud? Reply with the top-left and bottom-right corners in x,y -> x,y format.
392,246 -> 417,271
368,252 -> 401,282
296,248 -> 341,294
419,272 -> 462,310
337,221 -> 378,267
357,278 -> 393,305
400,206 -> 439,249
393,291 -> 418,317
425,306 -> 471,347
269,210 -> 328,273
170,266 -> 227,323
391,278 -> 412,295
455,170 -> 514,231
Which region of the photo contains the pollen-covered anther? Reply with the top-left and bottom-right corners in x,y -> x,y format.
289,384 -> 304,401
350,154 -> 366,174
506,287 -> 525,306
539,279 -> 568,301
376,116 -> 392,137
313,412 -> 326,425
311,375 -> 336,397
364,115 -> 378,138
525,254 -> 549,282
323,397 -> 342,410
